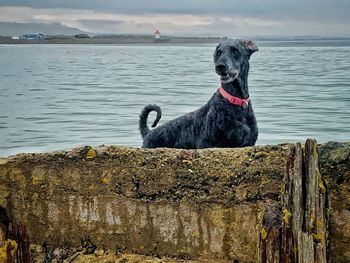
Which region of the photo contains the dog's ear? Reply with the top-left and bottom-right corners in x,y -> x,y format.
240,40 -> 258,55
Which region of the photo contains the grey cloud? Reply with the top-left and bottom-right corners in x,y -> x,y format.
1,0 -> 350,22
0,0 -> 349,36
78,19 -> 124,27
77,19 -> 125,33
0,21 -> 84,35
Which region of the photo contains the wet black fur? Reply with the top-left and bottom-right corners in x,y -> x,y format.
139,39 -> 258,149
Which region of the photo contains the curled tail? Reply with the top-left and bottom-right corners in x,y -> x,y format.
139,104 -> 162,139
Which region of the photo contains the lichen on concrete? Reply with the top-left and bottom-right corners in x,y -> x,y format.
318,142 -> 350,262
0,142 -> 349,262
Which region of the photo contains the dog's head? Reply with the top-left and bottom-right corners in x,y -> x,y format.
214,39 -> 258,84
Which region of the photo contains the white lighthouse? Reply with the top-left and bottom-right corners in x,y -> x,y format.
154,29 -> 161,39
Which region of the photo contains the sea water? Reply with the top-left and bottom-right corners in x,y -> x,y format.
0,40 -> 349,156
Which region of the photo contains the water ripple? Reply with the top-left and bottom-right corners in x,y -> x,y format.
0,42 -> 349,156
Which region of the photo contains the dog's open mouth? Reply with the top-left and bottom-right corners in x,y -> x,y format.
219,73 -> 235,83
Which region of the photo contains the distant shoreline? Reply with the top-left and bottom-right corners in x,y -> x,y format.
1,35 -> 350,47
0,36 -> 226,45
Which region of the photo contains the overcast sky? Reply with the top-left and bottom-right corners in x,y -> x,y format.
0,0 -> 349,36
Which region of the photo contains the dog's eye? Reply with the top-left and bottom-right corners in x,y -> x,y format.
231,46 -> 239,53
216,50 -> 222,57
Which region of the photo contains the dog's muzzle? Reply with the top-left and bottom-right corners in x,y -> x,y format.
215,65 -> 238,83
215,64 -> 238,83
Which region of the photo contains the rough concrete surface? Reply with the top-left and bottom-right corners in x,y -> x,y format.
0,142 -> 349,262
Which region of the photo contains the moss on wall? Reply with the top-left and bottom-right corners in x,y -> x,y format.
0,142 -> 349,262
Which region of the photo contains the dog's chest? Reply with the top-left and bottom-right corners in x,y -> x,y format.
212,106 -> 257,146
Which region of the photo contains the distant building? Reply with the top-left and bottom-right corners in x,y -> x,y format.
75,33 -> 90,38
21,33 -> 44,39
12,36 -> 20,40
21,33 -> 45,40
154,29 -> 161,39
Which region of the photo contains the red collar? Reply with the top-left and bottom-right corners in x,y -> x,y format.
219,87 -> 250,108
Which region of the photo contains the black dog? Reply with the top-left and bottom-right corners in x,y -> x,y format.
139,39 -> 258,149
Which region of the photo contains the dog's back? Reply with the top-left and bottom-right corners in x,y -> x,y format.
140,104 -> 206,148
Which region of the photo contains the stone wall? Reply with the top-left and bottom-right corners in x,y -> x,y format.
0,142 -> 349,262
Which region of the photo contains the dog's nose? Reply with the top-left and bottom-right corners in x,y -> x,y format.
215,64 -> 228,75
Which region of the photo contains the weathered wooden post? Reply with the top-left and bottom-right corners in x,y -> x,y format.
259,139 -> 328,263
0,207 -> 30,263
